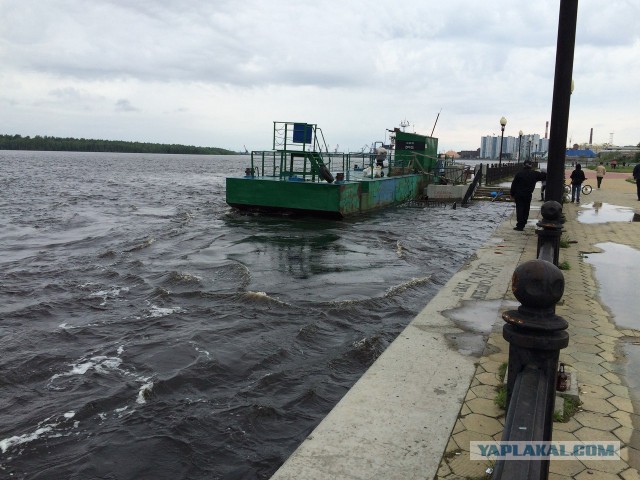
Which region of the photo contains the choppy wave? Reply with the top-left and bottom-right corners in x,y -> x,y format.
0,151 -> 510,479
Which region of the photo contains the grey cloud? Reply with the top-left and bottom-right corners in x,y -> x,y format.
115,99 -> 138,112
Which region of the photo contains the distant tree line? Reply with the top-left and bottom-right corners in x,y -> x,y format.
0,134 -> 236,155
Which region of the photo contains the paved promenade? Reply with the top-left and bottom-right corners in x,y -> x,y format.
437,172 -> 640,480
272,170 -> 639,480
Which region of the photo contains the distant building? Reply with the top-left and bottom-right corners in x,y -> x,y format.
480,134 -> 548,160
458,149 -> 480,159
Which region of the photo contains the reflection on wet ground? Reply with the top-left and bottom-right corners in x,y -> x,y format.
577,202 -> 637,224
621,342 -> 640,440
443,299 -> 518,356
584,242 -> 639,331
585,242 -> 640,432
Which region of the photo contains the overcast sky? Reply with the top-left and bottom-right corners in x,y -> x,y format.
1,0 -> 638,152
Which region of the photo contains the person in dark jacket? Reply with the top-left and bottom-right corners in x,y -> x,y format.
633,163 -> 640,200
569,163 -> 586,203
510,160 -> 546,231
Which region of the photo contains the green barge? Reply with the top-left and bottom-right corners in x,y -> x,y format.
226,121 -> 441,218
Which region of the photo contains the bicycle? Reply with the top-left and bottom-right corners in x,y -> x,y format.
564,183 -> 592,196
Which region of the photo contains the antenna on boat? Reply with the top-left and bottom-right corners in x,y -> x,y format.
400,119 -> 410,132
431,108 -> 442,137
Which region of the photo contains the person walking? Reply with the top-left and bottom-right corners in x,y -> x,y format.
633,163 -> 640,200
510,160 -> 546,231
540,167 -> 547,201
595,161 -> 606,189
570,163 -> 586,203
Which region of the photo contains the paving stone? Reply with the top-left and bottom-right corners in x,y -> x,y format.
446,453 -> 489,479
570,318 -> 600,328
596,326 -> 624,337
445,436 -> 459,454
475,372 -> 502,387
470,384 -> 500,400
479,358 -> 504,374
552,429 -> 579,442
436,460 -> 452,478
579,396 -> 617,415
579,384 -> 614,399
598,351 -> 618,362
610,410 -> 638,429
574,412 -> 621,431
460,413 -> 503,436
466,397 -> 502,418
571,351 -> 606,364
464,389 -> 477,402
451,429 -> 493,453
599,361 -> 617,372
572,361 -> 608,375
621,467 -> 640,480
452,419 -> 465,435
549,459 -> 586,477
614,426 -> 634,444
603,372 -> 622,385
576,469 -> 625,479
597,334 -> 621,346
571,326 -> 603,337
580,459 -> 627,476
554,417 -> 582,433
579,374 -> 610,387
460,404 -> 472,416
574,426 -> 620,444
608,396 -> 635,414
548,473 -> 572,480
605,383 -> 631,399
572,335 -> 603,346
568,343 -> 605,355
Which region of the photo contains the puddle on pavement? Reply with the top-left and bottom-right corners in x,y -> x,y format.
583,242 -> 640,330
577,202 -> 637,224
443,299 -> 518,356
620,342 -> 640,461
585,242 -> 640,459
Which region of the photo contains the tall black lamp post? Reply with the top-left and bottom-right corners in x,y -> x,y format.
528,138 -> 532,161
498,116 -> 507,167
518,130 -> 523,163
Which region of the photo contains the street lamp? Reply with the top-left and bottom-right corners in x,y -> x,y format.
498,116 -> 507,167
518,130 -> 523,163
528,138 -> 532,161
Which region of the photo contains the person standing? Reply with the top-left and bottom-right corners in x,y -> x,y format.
570,164 -> 586,203
595,162 -> 606,189
510,160 -> 546,231
540,167 -> 547,201
633,163 -> 640,200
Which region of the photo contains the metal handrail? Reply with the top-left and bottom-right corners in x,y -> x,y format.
492,202 -> 568,480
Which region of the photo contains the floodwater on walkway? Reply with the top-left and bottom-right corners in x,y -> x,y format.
584,242 -> 640,446
443,299 -> 518,356
577,202 -> 636,224
584,242 -> 639,330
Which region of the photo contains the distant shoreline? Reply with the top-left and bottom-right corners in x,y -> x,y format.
0,134 -> 236,155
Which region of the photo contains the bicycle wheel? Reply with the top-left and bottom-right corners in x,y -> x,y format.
564,184 -> 571,194
582,184 -> 592,195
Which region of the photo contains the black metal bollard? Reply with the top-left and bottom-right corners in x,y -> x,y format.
536,201 -> 564,266
493,260 -> 569,480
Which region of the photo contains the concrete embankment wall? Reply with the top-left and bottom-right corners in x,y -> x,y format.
271,216 -> 525,480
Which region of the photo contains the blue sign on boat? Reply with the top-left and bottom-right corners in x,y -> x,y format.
293,123 -> 313,144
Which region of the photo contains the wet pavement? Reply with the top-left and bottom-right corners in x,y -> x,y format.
436,173 -> 640,480
271,172 -> 640,480
577,202 -> 637,224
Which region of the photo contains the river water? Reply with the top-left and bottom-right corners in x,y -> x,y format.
0,151 -> 510,479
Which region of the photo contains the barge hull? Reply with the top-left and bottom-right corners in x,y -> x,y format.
226,175 -> 426,218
